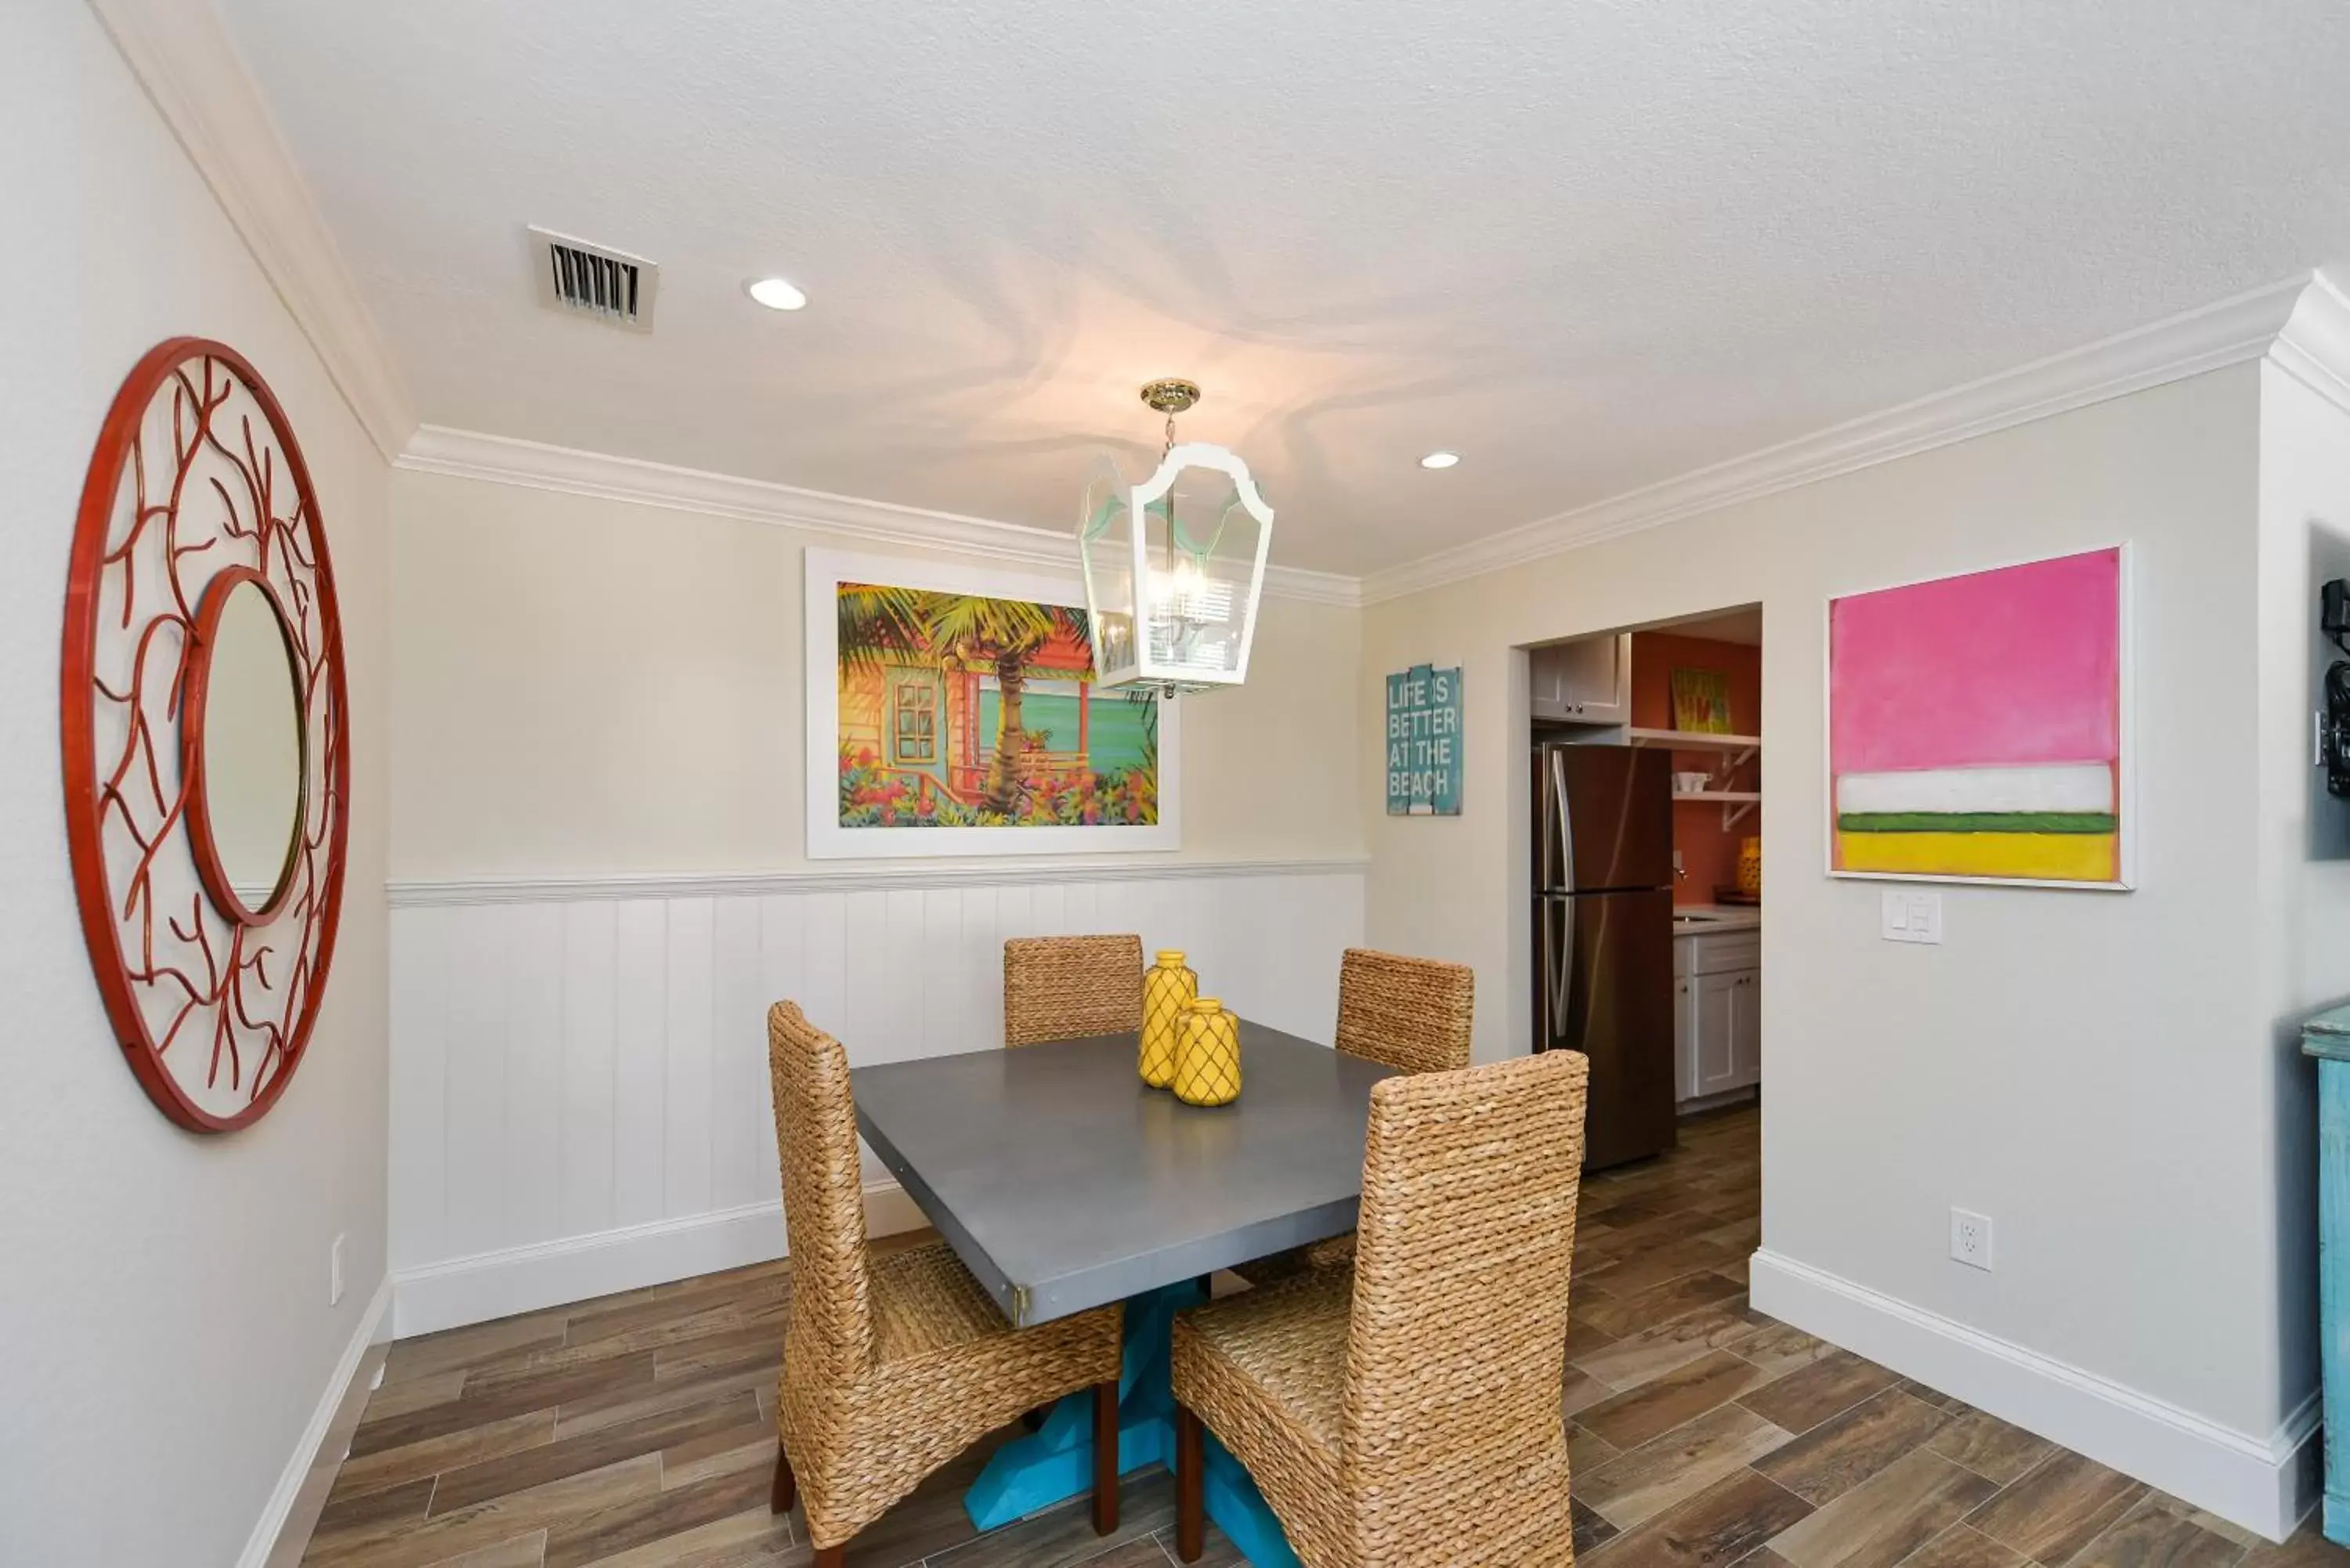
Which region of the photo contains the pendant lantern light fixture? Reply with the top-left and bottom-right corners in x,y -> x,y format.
1076,379 -> 1274,695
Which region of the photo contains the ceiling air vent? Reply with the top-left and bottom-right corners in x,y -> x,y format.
528,226 -> 657,333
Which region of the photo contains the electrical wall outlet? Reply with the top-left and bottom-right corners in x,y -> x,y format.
1949,1207 -> 1993,1270
330,1232 -> 347,1306
1882,889 -> 1943,944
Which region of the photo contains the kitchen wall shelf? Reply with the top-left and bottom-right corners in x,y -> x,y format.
1672,789 -> 1762,829
1640,728 -> 1763,829
1627,728 -> 1762,751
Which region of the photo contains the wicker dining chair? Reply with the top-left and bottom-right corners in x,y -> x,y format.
1003,934 -> 1144,1046
1171,1050 -> 1589,1567
1235,948 -> 1475,1284
765,1002 -> 1125,1565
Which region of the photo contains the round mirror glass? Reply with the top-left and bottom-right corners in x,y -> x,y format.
197,578 -> 305,916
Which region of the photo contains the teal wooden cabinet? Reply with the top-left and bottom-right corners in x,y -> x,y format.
2305,1004 -> 2350,1545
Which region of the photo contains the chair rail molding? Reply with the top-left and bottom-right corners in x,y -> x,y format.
387,860 -> 1367,1335
1362,270 -> 2350,604
388,854 -> 1370,907
87,0 -> 417,461
396,426 -> 1367,609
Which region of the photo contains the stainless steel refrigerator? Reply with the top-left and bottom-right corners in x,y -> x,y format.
1533,742 -> 1676,1168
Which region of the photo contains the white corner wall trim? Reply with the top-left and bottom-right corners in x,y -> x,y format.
1750,1249 -> 2318,1542
387,854 -> 1369,908
236,1276 -> 392,1568
1361,270 -> 2350,604
2272,270 -> 2350,419
392,1183 -> 921,1339
86,0 -> 418,461
395,425 -> 1365,608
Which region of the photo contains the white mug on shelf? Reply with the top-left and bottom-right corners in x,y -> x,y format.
1673,771 -> 1712,793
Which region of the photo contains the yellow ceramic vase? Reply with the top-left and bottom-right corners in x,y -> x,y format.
1173,997 -> 1242,1107
1737,836 -> 1762,898
1140,950 -> 1197,1089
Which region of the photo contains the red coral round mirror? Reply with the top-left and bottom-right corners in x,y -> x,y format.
62,339 -> 351,1133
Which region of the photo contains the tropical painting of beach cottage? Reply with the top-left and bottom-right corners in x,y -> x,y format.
804,552 -> 1175,857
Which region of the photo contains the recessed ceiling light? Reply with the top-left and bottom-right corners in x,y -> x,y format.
746,276 -> 808,311
1420,450 -> 1461,470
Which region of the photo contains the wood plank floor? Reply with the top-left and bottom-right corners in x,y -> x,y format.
302,1104 -> 2347,1567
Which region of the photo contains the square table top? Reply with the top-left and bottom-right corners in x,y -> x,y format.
851,1021 -> 1396,1327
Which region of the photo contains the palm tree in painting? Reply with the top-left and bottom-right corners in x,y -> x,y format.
836,583 -> 930,670
924,594 -> 1090,814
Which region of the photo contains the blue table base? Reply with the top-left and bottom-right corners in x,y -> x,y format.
965,1281 -> 1300,1567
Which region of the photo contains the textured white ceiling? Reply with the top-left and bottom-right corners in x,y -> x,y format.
216,0 -> 2350,576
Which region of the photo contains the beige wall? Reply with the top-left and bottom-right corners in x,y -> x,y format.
0,5 -> 391,1563
1362,367 -> 2294,1450
389,468 -> 1363,879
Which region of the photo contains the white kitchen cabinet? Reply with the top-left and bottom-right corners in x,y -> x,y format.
1528,634 -> 1631,724
1694,970 -> 1740,1097
1676,924 -> 1761,1103
1729,969 -> 1761,1089
1673,974 -> 1695,1100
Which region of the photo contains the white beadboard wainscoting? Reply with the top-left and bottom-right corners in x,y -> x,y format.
385,858 -> 1367,1335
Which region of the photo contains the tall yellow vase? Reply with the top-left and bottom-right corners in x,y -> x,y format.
1140,950 -> 1196,1089
1173,997 -> 1242,1107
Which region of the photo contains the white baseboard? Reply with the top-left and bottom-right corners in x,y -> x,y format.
392,1183 -> 924,1339
237,1275 -> 393,1568
1749,1248 -> 2319,1543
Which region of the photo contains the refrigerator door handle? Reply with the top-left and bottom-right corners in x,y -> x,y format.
1547,897 -> 1574,1041
1551,748 -> 1576,896
1540,750 -> 1556,890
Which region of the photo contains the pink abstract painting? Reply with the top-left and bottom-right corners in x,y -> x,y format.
1828,547 -> 2127,885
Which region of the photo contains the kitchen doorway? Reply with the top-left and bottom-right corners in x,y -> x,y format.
1524,603 -> 1764,1169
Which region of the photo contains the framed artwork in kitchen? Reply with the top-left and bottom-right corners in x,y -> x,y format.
1827,545 -> 2131,889
805,549 -> 1180,858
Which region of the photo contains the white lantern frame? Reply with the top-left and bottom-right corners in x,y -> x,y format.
1079,439 -> 1275,695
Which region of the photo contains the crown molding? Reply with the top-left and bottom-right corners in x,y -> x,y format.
89,0 -> 417,461
395,425 -> 1368,607
2269,270 -> 2350,419
1361,271 -> 2347,605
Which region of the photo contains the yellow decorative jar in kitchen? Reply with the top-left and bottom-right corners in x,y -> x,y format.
1173,997 -> 1242,1107
1139,949 -> 1196,1088
1737,836 -> 1762,898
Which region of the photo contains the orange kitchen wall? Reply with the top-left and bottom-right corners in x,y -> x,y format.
1629,632 -> 1762,907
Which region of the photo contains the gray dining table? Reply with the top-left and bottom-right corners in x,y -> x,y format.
850,1018 -> 1395,1567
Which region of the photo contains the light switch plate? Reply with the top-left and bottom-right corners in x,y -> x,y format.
1882,889 -> 1943,944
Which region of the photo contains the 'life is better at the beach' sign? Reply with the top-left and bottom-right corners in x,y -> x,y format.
1385,664 -> 1462,816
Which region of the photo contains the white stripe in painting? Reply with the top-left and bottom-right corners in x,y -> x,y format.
1837,764 -> 2113,815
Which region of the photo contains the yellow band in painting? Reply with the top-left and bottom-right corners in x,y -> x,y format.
1836,831 -> 2117,883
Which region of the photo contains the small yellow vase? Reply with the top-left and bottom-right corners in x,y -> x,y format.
1737,836 -> 1762,898
1173,997 -> 1242,1107
1140,950 -> 1197,1089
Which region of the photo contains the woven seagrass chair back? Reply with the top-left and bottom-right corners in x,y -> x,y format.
1333,948 -> 1474,1076
1003,934 -> 1144,1047
767,1001 -> 875,1387
1340,1050 -> 1589,1547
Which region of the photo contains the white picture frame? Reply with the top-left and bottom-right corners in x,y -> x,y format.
804,548 -> 1183,859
